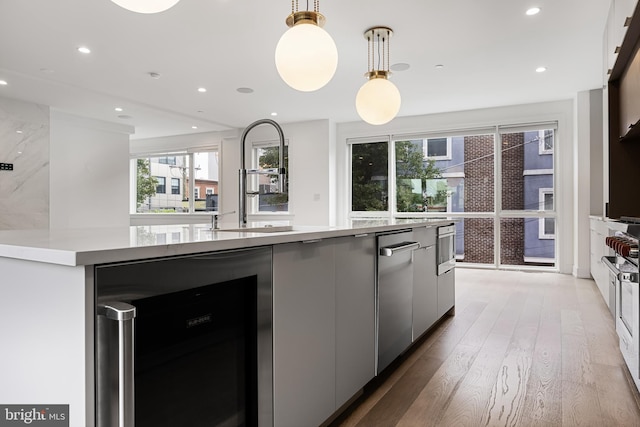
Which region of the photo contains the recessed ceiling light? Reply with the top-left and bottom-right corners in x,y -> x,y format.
526,7 -> 541,16
435,64 -> 445,69
237,87 -> 254,94
0,80 -> 7,86
16,130 -> 23,134
536,66 -> 547,73
271,112 -> 278,117
114,107 -> 123,112
390,63 -> 411,72
148,72 -> 161,79
191,126 -> 198,129
77,46 -> 91,54
197,87 -> 207,93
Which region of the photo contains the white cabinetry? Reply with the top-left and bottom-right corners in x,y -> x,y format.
334,234 -> 376,408
438,269 -> 455,317
590,217 -> 612,308
412,226 -> 438,341
273,239 -> 336,427
273,234 -> 377,426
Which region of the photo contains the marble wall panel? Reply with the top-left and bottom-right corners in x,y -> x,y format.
0,97 -> 50,230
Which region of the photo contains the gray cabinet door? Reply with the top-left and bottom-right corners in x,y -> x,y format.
273,240 -> 336,427
437,268 -> 455,317
334,234 -> 376,408
413,226 -> 437,341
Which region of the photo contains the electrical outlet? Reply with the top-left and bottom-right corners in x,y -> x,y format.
0,163 -> 14,171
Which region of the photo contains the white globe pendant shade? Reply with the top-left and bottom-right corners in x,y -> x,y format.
356,78 -> 401,125
275,23 -> 338,92
109,0 -> 180,13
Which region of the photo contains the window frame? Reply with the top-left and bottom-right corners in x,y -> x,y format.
348,136 -> 391,217
424,137 -> 452,161
155,176 -> 166,194
346,121 -> 559,270
171,178 -> 180,195
538,188 -> 555,239
250,139 -> 290,215
131,144 -> 220,215
538,129 -> 554,155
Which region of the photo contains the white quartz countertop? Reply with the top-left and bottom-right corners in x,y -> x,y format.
0,218 -> 453,266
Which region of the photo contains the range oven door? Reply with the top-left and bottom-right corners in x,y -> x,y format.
437,224 -> 456,275
616,271 -> 640,390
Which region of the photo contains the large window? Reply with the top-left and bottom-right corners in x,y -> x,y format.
351,139 -> 389,212
251,142 -> 289,212
133,148 -> 219,214
348,123 -> 557,269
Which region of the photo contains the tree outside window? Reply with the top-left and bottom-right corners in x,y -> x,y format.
136,159 -> 158,208
395,140 -> 444,212
256,145 -> 289,211
351,142 -> 389,211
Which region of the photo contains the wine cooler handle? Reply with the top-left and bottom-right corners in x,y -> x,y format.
97,302 -> 136,427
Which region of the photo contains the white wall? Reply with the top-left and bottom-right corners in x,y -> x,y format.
575,89 -> 604,278
336,100 -> 576,274
0,96 -> 50,230
50,111 -> 132,229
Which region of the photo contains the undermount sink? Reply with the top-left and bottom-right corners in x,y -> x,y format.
214,225 -> 294,233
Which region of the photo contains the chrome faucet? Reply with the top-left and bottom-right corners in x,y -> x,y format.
239,119 -> 287,227
211,210 -> 236,230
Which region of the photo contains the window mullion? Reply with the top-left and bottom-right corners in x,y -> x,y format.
494,127 -> 501,268
189,153 -> 195,213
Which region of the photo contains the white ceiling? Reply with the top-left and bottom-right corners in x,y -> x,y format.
0,0 -> 610,140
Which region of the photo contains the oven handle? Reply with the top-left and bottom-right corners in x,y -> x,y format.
602,256 -> 620,277
602,256 -> 640,283
98,302 -> 136,427
379,241 -> 421,257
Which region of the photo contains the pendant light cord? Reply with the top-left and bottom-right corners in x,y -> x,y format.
294,0 -> 318,12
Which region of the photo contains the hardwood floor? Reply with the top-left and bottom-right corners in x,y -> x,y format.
330,269 -> 640,427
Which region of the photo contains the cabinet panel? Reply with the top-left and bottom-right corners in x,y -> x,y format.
437,268 -> 455,318
615,0 -> 638,47
273,240 -> 336,427
334,235 -> 376,408
412,227 -> 438,341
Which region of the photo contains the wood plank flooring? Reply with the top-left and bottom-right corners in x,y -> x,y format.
330,269 -> 640,427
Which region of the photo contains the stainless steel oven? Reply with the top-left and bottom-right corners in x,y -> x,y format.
95,247 -> 273,427
603,220 -> 640,392
437,224 -> 456,275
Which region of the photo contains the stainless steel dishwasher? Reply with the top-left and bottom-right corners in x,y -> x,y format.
377,229 -> 420,374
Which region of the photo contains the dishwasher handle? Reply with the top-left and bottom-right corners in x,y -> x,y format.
379,241 -> 421,257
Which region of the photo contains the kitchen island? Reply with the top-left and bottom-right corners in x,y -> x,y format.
0,218 -> 454,427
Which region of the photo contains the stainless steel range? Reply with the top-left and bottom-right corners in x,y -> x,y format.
602,217 -> 640,392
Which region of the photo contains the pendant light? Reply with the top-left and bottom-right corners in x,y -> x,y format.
109,0 -> 180,14
356,27 -> 401,125
275,0 -> 338,92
